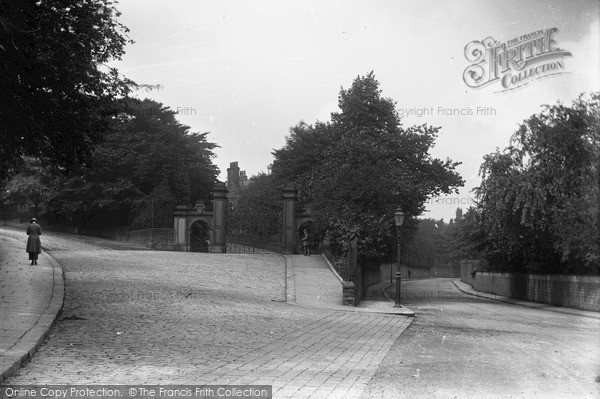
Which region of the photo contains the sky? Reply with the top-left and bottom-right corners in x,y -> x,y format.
111,0 -> 600,221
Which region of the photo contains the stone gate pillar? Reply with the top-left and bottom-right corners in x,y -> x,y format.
210,182 -> 228,253
282,183 -> 297,254
173,205 -> 188,251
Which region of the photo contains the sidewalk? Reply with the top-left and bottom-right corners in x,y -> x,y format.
0,233 -> 64,382
286,254 -> 415,316
451,279 -> 600,320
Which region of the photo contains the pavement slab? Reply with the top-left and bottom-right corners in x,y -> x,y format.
287,254 -> 415,317
0,232 -> 64,383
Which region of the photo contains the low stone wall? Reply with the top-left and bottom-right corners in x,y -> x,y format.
380,263 -> 431,281
2,220 -> 77,234
461,261 -> 600,312
0,219 -> 21,226
127,228 -> 174,250
404,265 -> 431,279
430,265 -> 461,278
342,282 -> 355,306
78,226 -> 129,241
363,269 -> 382,287
78,227 -> 174,250
3,221 -> 174,251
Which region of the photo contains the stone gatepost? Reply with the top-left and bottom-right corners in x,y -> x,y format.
173,205 -> 189,251
345,234 -> 359,306
282,183 -> 297,254
210,182 -> 228,253
342,282 -> 355,306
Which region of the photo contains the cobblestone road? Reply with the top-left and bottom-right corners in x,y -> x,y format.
4,231 -> 411,398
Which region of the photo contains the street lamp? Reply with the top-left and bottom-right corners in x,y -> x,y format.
391,208 -> 405,283
394,208 -> 405,228
394,207 -> 405,308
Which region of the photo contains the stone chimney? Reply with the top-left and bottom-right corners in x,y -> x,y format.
239,170 -> 248,187
227,162 -> 240,190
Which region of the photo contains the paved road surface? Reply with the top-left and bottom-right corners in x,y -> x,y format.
2,230 -> 411,398
362,278 -> 600,398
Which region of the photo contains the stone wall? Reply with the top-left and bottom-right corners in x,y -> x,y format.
127,228 -> 174,250
78,226 -> 129,241
461,261 -> 600,312
3,221 -> 175,251
381,263 -> 432,280
1,219 -> 21,226
430,264 -> 461,278
78,227 -> 174,250
363,269 -> 382,287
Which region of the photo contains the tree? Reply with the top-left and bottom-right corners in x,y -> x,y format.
0,157 -> 54,219
234,173 -> 282,214
18,98 -> 219,228
404,219 -> 438,269
447,207 -> 486,262
472,93 -> 599,273
0,0 -> 132,181
272,72 -> 464,262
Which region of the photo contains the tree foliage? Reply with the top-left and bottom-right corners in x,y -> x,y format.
402,210 -> 482,271
448,207 -> 486,261
403,219 -> 438,269
472,93 -> 599,273
0,0 -> 133,181
2,99 -> 219,228
234,173 -> 282,214
271,72 -> 464,261
0,157 -> 54,219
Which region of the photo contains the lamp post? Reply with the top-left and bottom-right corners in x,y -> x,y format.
394,207 -> 405,308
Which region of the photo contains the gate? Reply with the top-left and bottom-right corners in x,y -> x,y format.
174,181 -> 299,254
190,220 -> 210,252
225,208 -> 283,253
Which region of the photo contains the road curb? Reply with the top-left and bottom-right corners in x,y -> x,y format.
381,282 -> 393,301
378,283 -> 416,317
284,255 -> 296,305
0,248 -> 64,383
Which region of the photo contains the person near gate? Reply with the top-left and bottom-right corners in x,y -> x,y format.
26,218 -> 42,265
301,228 -> 311,256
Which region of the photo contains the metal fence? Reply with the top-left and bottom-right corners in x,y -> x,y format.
130,200 -> 175,230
